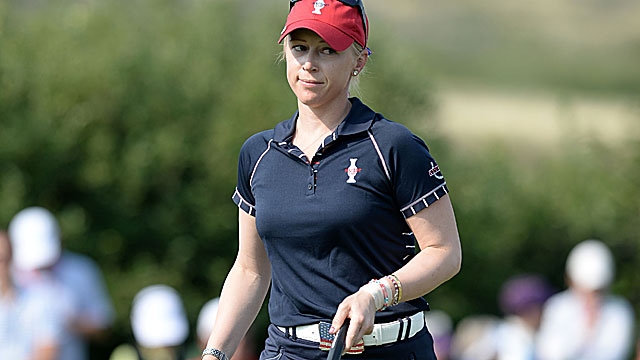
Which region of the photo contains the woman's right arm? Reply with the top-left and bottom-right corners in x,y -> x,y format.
203,210 -> 271,359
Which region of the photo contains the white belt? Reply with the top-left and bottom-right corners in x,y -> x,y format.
276,311 -> 424,347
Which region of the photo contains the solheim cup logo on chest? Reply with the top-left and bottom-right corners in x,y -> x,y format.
345,158 -> 362,183
313,0 -> 327,14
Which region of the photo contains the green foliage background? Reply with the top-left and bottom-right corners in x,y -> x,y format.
1,0 -> 639,357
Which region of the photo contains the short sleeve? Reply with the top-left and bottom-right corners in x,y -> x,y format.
389,131 -> 449,218
231,135 -> 264,217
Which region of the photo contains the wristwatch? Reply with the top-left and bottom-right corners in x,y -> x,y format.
202,348 -> 229,360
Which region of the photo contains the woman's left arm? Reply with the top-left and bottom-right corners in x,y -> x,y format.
395,193 -> 462,300
331,194 -> 461,352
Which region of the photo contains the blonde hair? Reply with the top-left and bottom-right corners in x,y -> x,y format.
279,36 -> 368,95
348,41 -> 366,96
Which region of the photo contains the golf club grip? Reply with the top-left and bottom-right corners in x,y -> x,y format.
327,319 -> 350,360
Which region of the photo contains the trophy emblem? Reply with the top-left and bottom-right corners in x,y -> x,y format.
345,158 -> 361,183
312,0 -> 326,14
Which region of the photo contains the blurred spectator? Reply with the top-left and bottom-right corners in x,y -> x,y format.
110,284 -> 189,360
450,314 -> 499,360
536,239 -> 635,360
195,297 -> 220,352
424,309 -> 454,360
8,206 -> 115,360
193,297 -> 258,360
494,274 -> 554,360
0,230 -> 62,360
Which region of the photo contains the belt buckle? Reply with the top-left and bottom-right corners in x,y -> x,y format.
318,322 -> 364,354
318,322 -> 334,351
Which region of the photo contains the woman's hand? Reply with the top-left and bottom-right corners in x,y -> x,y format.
330,289 -> 377,354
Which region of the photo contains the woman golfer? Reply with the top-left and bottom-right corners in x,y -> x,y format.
203,1 -> 461,359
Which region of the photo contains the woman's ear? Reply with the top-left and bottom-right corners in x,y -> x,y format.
355,51 -> 369,73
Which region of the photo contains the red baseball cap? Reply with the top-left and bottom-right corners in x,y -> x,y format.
278,0 -> 368,52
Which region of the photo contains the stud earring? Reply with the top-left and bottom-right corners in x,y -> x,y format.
352,70 -> 359,76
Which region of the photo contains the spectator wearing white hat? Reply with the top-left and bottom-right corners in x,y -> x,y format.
8,206 -> 115,360
196,298 -> 221,352
194,298 -> 257,360
0,230 -> 62,360
536,239 -> 635,360
110,284 -> 189,360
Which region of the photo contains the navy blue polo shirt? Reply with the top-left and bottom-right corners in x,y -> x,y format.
232,97 -> 449,326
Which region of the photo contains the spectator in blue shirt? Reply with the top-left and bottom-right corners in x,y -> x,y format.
202,1 -> 462,359
0,230 -> 62,360
8,207 -> 115,360
536,239 -> 635,360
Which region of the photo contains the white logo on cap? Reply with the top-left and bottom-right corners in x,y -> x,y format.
313,0 -> 326,14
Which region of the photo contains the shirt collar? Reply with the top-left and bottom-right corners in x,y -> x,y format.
273,97 -> 377,143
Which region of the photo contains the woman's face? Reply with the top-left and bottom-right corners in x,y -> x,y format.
285,29 -> 364,109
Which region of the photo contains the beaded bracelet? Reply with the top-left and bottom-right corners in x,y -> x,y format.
360,278 -> 394,311
385,275 -> 401,306
376,280 -> 390,310
389,274 -> 403,304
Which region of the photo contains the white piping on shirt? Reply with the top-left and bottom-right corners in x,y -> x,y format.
250,139 -> 274,187
367,130 -> 391,182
